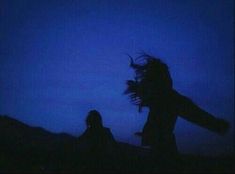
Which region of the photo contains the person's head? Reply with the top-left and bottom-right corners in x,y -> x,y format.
86,110 -> 103,128
125,53 -> 173,111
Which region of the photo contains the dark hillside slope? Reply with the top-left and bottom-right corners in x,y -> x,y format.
0,115 -> 77,171
0,115 -> 234,173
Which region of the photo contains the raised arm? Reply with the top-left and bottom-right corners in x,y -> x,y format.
175,92 -> 229,135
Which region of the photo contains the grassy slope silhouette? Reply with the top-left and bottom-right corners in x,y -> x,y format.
0,115 -> 234,173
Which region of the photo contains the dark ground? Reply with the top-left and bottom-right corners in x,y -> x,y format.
0,115 -> 234,173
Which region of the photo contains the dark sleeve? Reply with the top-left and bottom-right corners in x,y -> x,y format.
175,93 -> 229,135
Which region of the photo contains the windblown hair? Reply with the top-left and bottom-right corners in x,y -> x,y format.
124,54 -> 173,111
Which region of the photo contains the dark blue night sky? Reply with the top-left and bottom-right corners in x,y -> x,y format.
0,0 -> 234,156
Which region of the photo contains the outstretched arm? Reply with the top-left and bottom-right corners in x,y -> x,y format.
176,93 -> 229,135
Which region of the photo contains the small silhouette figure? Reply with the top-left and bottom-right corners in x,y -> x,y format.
78,110 -> 116,150
77,110 -> 116,171
124,54 -> 229,170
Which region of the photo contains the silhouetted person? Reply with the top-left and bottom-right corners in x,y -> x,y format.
77,110 -> 116,171
124,54 -> 229,171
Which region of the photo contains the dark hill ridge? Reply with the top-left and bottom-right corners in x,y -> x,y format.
0,115 -> 234,173
0,115 -> 78,172
0,115 -> 74,143
0,115 -> 152,172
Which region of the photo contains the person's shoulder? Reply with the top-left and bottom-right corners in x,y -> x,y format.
103,127 -> 113,135
103,127 -> 116,141
103,127 -> 111,132
77,129 -> 90,141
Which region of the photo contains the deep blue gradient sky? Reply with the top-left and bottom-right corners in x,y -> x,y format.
0,0 -> 234,155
